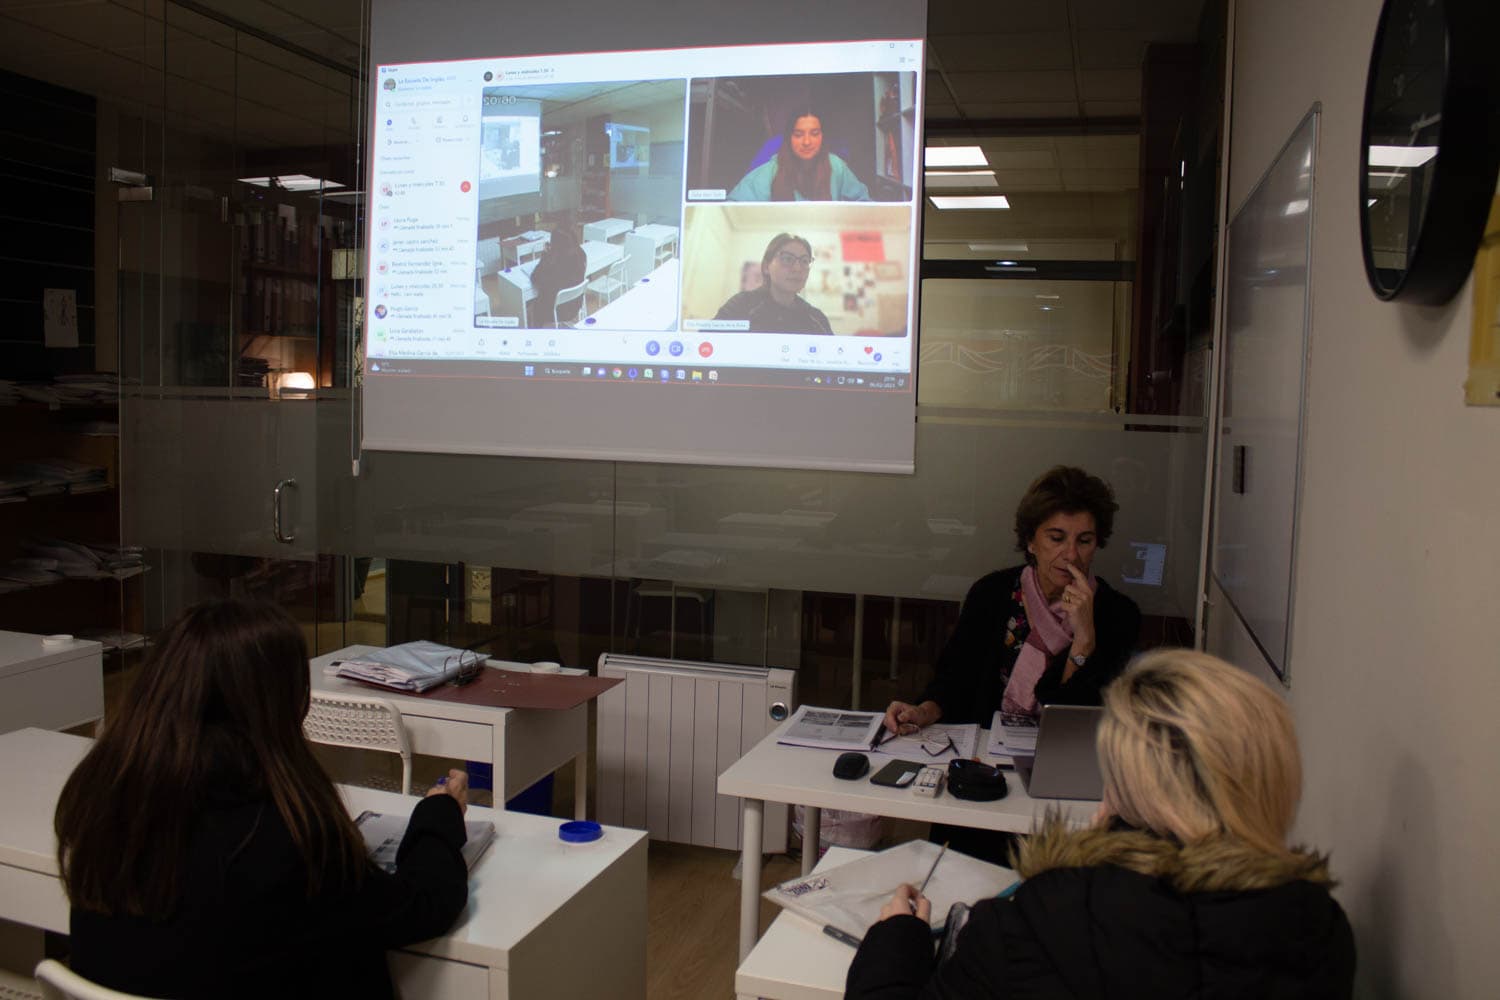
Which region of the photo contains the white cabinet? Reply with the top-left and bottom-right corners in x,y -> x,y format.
0,632 -> 103,734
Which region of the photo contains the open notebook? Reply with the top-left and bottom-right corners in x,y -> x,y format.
355,810 -> 496,872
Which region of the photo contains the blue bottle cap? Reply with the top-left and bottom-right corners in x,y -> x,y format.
559,820 -> 602,843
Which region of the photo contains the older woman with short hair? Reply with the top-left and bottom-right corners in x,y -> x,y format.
884,465 -> 1141,733
848,650 -> 1356,999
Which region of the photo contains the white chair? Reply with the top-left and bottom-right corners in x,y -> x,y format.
34,961 -> 155,1000
587,257 -> 627,309
303,692 -> 412,795
553,278 -> 589,328
0,967 -> 42,1000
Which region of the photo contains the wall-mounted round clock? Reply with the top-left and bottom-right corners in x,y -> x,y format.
1359,0 -> 1500,305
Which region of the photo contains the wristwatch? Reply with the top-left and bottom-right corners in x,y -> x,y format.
1069,652 -> 1088,668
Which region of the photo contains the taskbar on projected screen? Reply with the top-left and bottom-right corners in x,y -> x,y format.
365,359 -> 910,391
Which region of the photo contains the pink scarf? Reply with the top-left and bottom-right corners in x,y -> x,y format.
1001,565 -> 1097,716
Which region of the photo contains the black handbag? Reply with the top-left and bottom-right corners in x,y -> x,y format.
945,759 -> 1009,801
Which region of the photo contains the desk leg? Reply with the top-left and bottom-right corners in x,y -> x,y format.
801,806 -> 821,876
573,751 -> 588,820
739,798 -> 764,963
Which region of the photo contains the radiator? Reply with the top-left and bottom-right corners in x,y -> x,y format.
596,654 -> 796,852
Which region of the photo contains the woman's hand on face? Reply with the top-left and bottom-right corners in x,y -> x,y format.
1060,563 -> 1096,646
879,884 -> 931,922
426,769 -> 469,814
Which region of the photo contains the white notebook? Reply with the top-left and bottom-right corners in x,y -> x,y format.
356,810 -> 496,873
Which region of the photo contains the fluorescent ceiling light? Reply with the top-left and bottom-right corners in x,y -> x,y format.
923,170 -> 998,189
1367,198 -> 1377,207
924,146 -> 988,168
1281,198 -> 1309,216
1367,145 -> 1437,168
930,195 -> 1011,210
967,242 -> 1028,253
239,174 -> 345,192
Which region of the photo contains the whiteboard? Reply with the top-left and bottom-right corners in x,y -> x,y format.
1212,107 -> 1318,682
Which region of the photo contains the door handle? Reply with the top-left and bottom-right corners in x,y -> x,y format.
273,478 -> 298,543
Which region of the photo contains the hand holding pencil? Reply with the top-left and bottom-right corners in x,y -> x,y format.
877,842 -> 946,923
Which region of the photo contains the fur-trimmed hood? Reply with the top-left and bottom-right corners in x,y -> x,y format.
1014,818 -> 1336,894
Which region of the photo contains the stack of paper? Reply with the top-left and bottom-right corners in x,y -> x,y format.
776,706 -> 884,751
21,539 -> 145,580
764,839 -> 1016,942
335,640 -> 483,692
988,711 -> 1039,758
75,628 -> 149,652
6,459 -> 107,495
873,723 -> 980,761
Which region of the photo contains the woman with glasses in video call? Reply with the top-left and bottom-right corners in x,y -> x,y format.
713,233 -> 833,334
728,108 -> 872,202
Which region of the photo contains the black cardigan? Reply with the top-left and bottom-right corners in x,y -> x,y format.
921,565 -> 1141,724
68,792 -> 469,999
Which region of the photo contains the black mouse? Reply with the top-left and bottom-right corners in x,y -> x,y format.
833,751 -> 870,780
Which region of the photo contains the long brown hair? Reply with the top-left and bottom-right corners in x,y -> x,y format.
55,600 -> 367,917
770,109 -> 832,201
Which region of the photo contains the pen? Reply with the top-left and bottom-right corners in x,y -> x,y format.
870,726 -> 893,751
909,841 -> 948,912
822,924 -> 862,948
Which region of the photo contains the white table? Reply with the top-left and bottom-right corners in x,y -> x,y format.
0,631 -> 102,735
623,224 -> 677,284
582,217 -> 633,243
718,720 -> 1095,960
0,728 -> 648,1000
500,230 -> 550,267
735,846 -> 866,1000
487,241 -> 625,326
312,646 -> 588,818
588,258 -> 680,331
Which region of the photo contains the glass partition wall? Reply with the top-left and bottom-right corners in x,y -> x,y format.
93,3 -> 1222,721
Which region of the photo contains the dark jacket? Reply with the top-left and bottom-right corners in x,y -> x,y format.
922,565 -> 1141,724
69,791 -> 469,1000
531,240 -> 587,326
713,286 -> 833,334
847,822 -> 1356,999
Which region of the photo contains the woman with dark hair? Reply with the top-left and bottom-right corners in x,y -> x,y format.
728,110 -> 871,202
849,651 -> 1355,999
55,600 -> 471,999
713,232 -> 833,334
884,466 -> 1142,733
529,226 -> 587,327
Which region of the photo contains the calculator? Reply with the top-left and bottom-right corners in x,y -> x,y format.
913,766 -> 944,797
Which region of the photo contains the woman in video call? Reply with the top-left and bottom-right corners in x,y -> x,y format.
714,233 -> 833,334
847,650 -> 1355,999
529,227 -> 587,327
55,599 -> 472,999
728,108 -> 872,202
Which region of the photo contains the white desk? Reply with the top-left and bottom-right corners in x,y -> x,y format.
0,728 -> 647,1000
487,241 -> 625,326
582,217 -> 633,243
623,225 -> 678,284
588,258 -> 680,331
0,632 -> 102,735
718,719 -> 1095,960
500,230 -> 550,267
735,846 -> 866,1000
311,645 -> 588,817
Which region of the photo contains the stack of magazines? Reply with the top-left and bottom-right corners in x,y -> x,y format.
334,641 -> 483,692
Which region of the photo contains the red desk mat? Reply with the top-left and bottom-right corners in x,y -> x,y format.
417,669 -> 621,711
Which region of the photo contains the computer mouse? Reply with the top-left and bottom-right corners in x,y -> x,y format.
833,752 -> 870,780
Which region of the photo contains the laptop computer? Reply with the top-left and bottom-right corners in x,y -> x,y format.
1015,704 -> 1104,800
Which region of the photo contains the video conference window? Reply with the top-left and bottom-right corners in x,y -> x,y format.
680,204 -> 911,336
687,71 -> 917,203
472,80 -> 686,333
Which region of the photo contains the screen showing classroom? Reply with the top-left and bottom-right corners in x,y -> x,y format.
363,38 -> 924,472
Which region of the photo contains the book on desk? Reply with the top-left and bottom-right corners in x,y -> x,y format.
356,810 -> 496,872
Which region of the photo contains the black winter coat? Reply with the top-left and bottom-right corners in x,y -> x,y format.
69,791 -> 469,999
922,565 -> 1142,724
846,823 -> 1356,1000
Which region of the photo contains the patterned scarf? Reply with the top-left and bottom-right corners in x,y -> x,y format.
1001,564 -> 1097,716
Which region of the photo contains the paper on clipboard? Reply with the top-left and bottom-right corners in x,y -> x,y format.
764,839 -> 1015,942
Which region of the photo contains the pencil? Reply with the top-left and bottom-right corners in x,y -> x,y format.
915,841 -> 948,901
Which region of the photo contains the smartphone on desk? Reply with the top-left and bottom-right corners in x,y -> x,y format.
869,759 -> 925,787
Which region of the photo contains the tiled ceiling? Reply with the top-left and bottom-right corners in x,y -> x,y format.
0,0 -> 1203,160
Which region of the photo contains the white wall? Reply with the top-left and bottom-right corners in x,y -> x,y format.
1212,0 -> 1500,995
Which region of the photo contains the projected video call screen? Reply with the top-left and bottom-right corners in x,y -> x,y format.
365,40 -> 922,393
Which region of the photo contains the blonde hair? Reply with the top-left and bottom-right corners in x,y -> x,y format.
1098,649 -> 1300,856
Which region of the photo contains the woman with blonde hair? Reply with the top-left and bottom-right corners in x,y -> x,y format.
848,650 -> 1355,999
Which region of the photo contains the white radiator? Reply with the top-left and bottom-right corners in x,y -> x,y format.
596,654 -> 795,852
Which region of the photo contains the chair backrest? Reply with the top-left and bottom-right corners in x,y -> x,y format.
303,692 -> 413,794
553,278 -> 589,326
34,961 -> 155,1000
